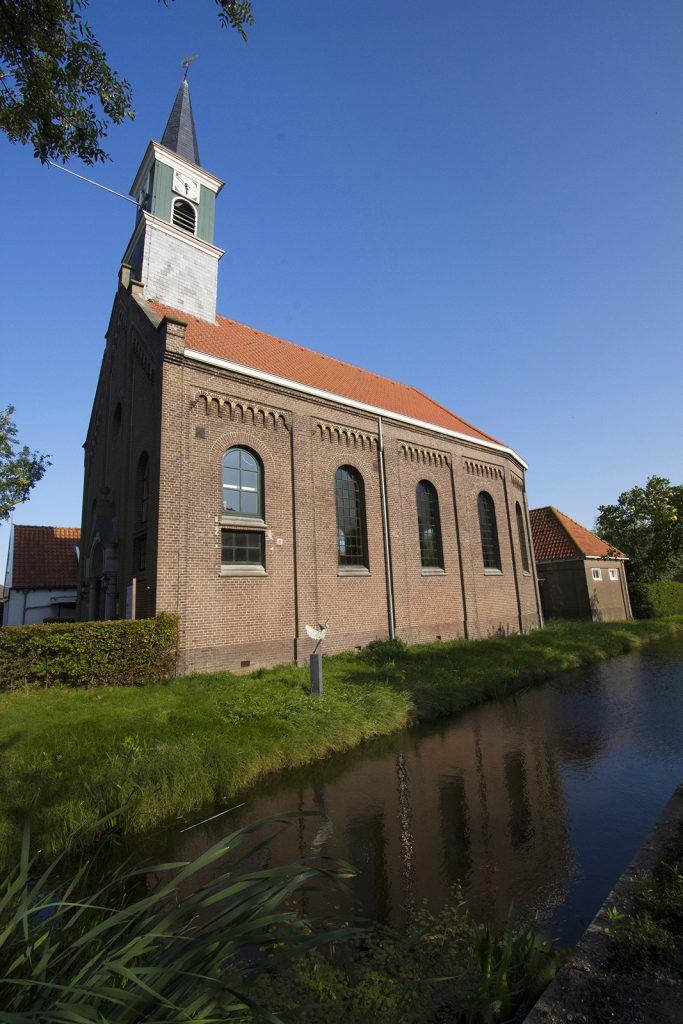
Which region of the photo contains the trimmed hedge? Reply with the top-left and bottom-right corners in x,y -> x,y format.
630,580 -> 683,619
0,614 -> 179,690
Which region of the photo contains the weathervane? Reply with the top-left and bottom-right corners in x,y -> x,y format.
181,53 -> 198,80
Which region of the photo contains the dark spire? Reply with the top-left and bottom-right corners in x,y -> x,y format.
161,79 -> 200,166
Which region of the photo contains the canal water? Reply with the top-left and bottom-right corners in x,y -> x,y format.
143,634 -> 683,946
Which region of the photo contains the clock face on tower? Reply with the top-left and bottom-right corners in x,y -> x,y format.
172,169 -> 200,203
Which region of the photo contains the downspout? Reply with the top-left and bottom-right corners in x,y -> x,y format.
377,416 -> 396,640
523,490 -> 544,629
448,459 -> 469,639
502,473 -> 524,634
289,424 -> 301,660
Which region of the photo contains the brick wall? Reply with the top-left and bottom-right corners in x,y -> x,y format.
81,284 -> 543,670
388,442 -> 464,644
155,317 -> 541,671
78,281 -> 163,621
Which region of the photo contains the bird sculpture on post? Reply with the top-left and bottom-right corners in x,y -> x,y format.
305,622 -> 329,696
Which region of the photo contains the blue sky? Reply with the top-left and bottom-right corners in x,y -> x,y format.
2,0 -> 682,571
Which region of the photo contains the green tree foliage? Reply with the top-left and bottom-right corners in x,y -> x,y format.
0,1 -> 255,165
0,405 -> 50,521
596,476 -> 683,582
629,580 -> 683,619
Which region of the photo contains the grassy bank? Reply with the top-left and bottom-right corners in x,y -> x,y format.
0,616 -> 681,864
608,820 -> 682,976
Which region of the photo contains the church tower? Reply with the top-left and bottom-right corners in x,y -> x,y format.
122,79 -> 224,322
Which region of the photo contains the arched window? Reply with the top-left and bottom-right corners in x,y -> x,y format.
135,452 -> 149,527
515,502 -> 530,573
416,481 -> 444,569
89,542 -> 104,621
221,447 -> 263,518
335,466 -> 368,568
172,197 -> 196,234
90,541 -> 103,579
477,491 -> 502,571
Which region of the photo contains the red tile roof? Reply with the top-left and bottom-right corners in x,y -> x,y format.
11,526 -> 80,589
530,507 -> 626,562
150,302 -> 502,446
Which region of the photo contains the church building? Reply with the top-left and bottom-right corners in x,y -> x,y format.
78,82 -> 542,673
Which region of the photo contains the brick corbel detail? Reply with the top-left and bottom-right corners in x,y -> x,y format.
313,420 -> 377,450
510,473 -> 525,491
464,458 -> 503,480
194,392 -> 291,432
399,442 -> 451,467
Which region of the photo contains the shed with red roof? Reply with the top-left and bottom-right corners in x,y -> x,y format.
529,507 -> 631,622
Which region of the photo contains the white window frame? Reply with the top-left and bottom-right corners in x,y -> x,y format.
591,567 -> 602,581
608,567 -> 619,581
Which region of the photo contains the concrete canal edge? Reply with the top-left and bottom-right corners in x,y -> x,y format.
524,781 -> 683,1023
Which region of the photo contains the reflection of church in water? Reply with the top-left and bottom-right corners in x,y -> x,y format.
163,687 -> 586,932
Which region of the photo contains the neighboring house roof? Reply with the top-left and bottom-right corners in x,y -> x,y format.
530,506 -> 626,562
10,526 -> 80,589
149,301 -> 502,447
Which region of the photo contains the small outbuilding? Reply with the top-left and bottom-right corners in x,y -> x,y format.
2,525 -> 80,626
529,506 -> 631,622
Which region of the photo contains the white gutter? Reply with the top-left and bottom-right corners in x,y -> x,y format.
184,347 -> 529,470
536,555 -> 628,565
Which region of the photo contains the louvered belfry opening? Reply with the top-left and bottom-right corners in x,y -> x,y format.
173,198 -> 196,234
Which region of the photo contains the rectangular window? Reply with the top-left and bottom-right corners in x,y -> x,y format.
221,529 -> 265,567
592,567 -> 602,581
609,567 -> 619,581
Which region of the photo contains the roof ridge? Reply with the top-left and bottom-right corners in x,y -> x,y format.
553,505 -> 597,534
550,507 -> 626,558
14,524 -> 80,532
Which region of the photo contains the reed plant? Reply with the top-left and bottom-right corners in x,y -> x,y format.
0,809 -> 353,1023
466,911 -> 561,1022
